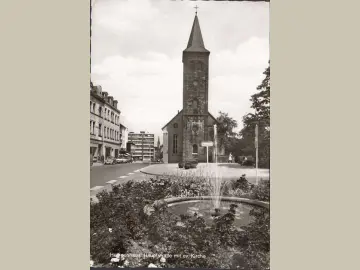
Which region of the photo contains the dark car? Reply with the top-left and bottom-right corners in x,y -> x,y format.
178,161 -> 185,168
242,159 -> 255,167
184,160 -> 198,170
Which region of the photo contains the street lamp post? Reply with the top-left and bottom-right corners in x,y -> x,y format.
214,124 -> 217,164
255,123 -> 259,185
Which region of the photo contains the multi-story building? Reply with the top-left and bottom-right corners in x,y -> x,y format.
90,83 -> 121,160
128,131 -> 155,161
120,123 -> 128,150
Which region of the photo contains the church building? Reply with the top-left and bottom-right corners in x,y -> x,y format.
162,13 -> 224,164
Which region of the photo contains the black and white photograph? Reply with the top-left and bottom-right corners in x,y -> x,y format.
90,0 -> 270,269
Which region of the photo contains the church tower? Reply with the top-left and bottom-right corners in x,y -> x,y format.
182,14 -> 210,162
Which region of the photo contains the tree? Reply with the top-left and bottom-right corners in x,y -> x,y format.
240,62 -> 270,168
216,112 -> 239,155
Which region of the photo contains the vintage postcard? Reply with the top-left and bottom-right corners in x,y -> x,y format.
90,0 -> 269,269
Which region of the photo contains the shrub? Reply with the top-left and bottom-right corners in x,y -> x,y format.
90,175 -> 270,269
231,174 -> 254,193
251,180 -> 270,202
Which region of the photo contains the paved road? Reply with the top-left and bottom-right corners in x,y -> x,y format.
90,162 -> 149,189
90,162 -> 153,202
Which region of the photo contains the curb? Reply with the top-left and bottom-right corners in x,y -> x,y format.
155,196 -> 270,209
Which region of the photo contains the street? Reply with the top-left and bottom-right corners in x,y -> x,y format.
90,163 -> 150,197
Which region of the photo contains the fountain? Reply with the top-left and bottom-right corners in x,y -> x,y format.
209,124 -> 222,216
151,124 -> 269,228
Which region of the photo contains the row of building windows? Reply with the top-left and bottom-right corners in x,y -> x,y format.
172,134 -> 198,154
131,141 -> 154,145
90,101 -> 120,125
90,120 -> 121,141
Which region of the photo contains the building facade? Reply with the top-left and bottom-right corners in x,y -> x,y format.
162,14 -> 224,164
120,123 -> 128,150
128,131 -> 155,161
90,83 -> 121,160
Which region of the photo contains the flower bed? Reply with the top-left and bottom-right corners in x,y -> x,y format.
90,173 -> 270,269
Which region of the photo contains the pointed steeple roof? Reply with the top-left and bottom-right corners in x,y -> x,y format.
184,14 -> 209,53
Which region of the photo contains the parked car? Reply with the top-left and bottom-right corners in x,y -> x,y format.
116,157 -> 128,164
105,158 -> 116,165
242,159 -> 255,167
126,157 -> 133,163
184,160 -> 198,170
178,161 -> 185,168
92,156 -> 98,163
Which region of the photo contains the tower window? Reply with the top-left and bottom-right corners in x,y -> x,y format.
173,123 -> 178,128
173,134 -> 178,154
192,144 -> 198,154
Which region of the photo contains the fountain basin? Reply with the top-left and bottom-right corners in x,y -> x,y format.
154,196 -> 269,228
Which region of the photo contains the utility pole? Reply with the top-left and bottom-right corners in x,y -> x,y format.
214,124 -> 217,164
255,123 -> 259,185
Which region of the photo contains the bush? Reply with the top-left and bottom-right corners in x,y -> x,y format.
231,174 -> 254,193
251,180 -> 270,202
259,157 -> 270,169
90,175 -> 270,269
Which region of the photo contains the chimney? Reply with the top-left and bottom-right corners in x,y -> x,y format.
113,100 -> 118,108
95,85 -> 102,95
103,92 -> 108,98
108,96 -> 113,105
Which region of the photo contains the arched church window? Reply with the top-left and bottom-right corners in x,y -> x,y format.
173,134 -> 178,154
192,144 -> 198,154
173,123 -> 178,128
192,99 -> 198,108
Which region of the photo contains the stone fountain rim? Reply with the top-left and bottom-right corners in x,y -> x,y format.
155,196 -> 269,209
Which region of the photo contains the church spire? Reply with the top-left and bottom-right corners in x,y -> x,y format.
184,14 -> 209,53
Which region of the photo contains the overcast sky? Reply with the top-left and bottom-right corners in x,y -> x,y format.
91,0 -> 269,144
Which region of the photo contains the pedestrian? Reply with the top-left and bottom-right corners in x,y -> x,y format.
228,152 -> 233,163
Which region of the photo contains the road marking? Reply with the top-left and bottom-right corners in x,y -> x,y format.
90,186 -> 103,191
128,173 -> 134,175
106,180 -> 118,185
118,176 -> 127,179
